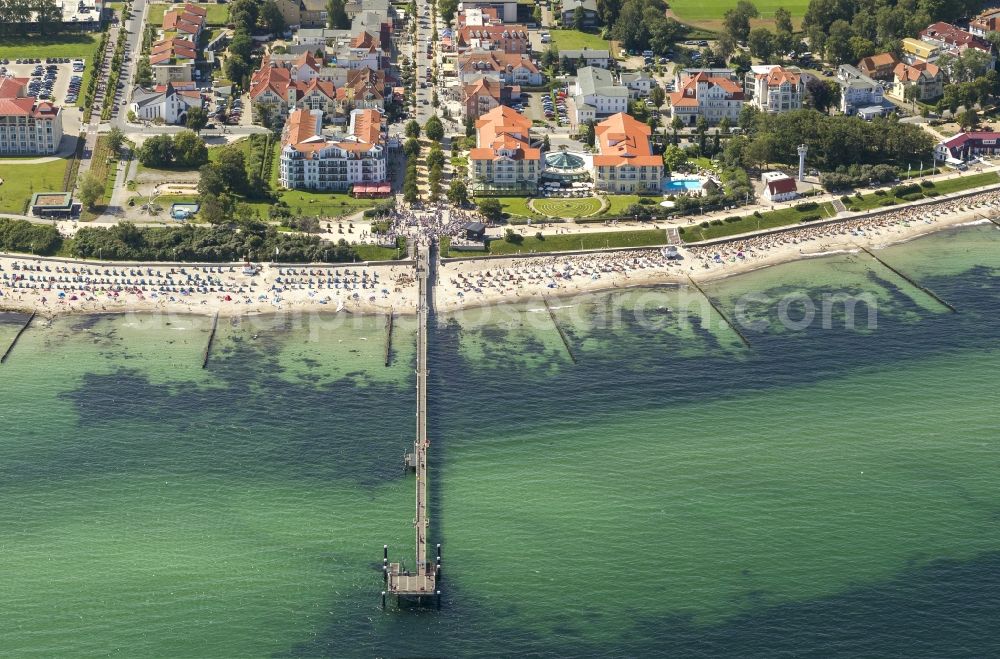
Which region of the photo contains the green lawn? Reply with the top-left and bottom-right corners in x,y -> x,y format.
147,2 -> 230,26
278,190 -> 380,218
486,229 -> 668,255
668,0 -> 809,29
355,241 -> 407,261
549,30 -> 611,52
686,202 -> 837,242
0,159 -> 69,214
600,194 -> 643,216
0,34 -> 100,60
479,196 -> 542,220
843,172 -> 1000,212
532,196 -> 603,218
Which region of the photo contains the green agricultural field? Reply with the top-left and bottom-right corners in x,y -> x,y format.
532,196 -> 603,218
549,30 -> 611,52
668,0 -> 809,30
0,158 -> 70,214
147,2 -> 230,26
0,33 -> 100,61
487,229 -> 668,255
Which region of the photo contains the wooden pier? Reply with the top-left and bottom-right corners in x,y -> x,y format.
384,242 -> 440,608
0,311 -> 36,364
858,245 -> 956,313
202,312 -> 220,368
384,309 -> 394,367
687,277 -> 752,348
543,297 -> 577,364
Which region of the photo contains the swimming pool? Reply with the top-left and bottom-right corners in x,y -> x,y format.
663,177 -> 704,192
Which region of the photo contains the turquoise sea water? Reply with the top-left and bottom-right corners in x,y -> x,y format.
1,224 -> 999,656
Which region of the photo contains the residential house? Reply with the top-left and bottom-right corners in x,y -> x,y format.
456,51 -> 543,86
462,75 -> 512,119
569,66 -> 628,128
857,53 -> 898,81
668,72 -> 744,126
273,0 -> 302,29
901,37 -> 940,63
458,7 -> 502,28
561,0 -> 599,28
339,30 -> 387,70
837,64 -> 886,115
619,71 -> 655,99
295,28 -> 342,46
250,64 -> 295,123
162,3 -> 205,42
592,112 -> 663,194
558,49 -> 611,69
747,65 -> 803,113
761,171 -> 798,202
264,51 -> 322,83
459,0 -> 518,23
299,0 -> 329,28
455,24 -> 530,54
150,37 -> 197,84
919,22 -> 995,66
298,78 -> 339,120
468,105 -> 540,194
969,9 -> 1000,37
279,108 -> 387,191
338,67 -> 386,110
890,61 -> 943,102
129,81 -> 202,125
936,131 -> 1000,162
0,77 -> 63,154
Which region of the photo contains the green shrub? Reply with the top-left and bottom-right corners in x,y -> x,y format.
891,183 -> 921,197
799,214 -> 821,222
874,189 -> 887,196
849,206 -> 861,212
724,216 -> 742,223
840,195 -> 852,204
920,180 -> 935,188
923,189 -> 940,197
710,219 -> 723,226
880,199 -> 897,206
794,201 -> 819,212
699,221 -> 710,228
900,192 -> 924,202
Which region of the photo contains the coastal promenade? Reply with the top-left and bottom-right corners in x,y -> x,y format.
384,240 -> 440,607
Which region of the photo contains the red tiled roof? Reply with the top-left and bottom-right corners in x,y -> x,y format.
593,112 -> 662,167
767,177 -> 797,195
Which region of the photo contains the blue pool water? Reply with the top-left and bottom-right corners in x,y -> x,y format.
663,177 -> 704,192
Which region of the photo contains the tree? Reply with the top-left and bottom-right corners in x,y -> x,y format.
650,85 -> 665,109
215,146 -> 248,194
426,147 -> 445,170
807,77 -> 839,113
824,19 -> 855,65
478,198 -> 503,223
199,193 -> 234,224
327,0 -> 349,28
186,107 -> 208,133
662,145 -> 687,172
439,0 -> 458,23
541,44 -> 560,69
542,134 -> 551,151
107,127 -> 125,154
774,6 -> 793,35
465,115 -> 475,137
448,178 -> 468,206
78,172 -> 105,210
172,131 -> 208,168
723,0 -> 759,43
959,108 -> 980,130
198,163 -> 226,197
748,27 -> 775,61
425,115 -> 444,141
229,30 -> 254,62
573,5 -> 586,28
405,119 -> 421,138
259,0 -> 287,34
137,134 -> 173,168
583,120 -> 596,147
671,114 -> 684,144
224,55 -> 250,86
404,137 -> 421,157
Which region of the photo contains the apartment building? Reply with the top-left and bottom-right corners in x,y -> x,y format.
668,72 -> 744,126
279,108 -> 387,191
592,112 -> 663,194
747,65 -> 803,113
468,105 -> 540,194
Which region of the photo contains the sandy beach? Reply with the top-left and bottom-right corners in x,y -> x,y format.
3,187 -> 999,318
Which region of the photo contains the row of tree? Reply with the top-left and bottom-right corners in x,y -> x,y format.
71,221 -> 362,263
0,0 -> 65,35
724,108 -> 935,173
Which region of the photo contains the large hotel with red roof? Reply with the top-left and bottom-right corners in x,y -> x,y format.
0,76 -> 62,155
